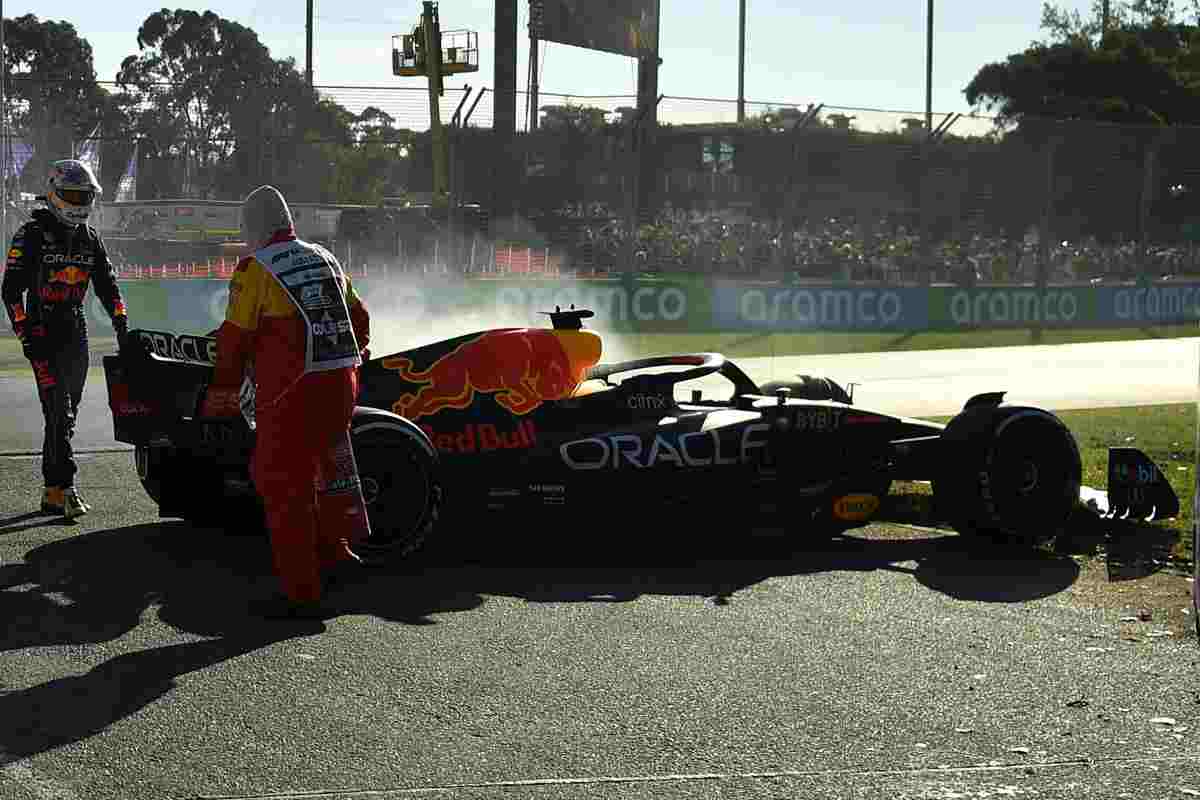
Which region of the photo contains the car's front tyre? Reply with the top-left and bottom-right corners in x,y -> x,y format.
935,406 -> 1081,547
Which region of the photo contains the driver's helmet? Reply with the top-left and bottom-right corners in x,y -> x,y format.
46,159 -> 101,226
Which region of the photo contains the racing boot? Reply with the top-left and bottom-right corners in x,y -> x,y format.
62,487 -> 91,521
40,486 -> 65,514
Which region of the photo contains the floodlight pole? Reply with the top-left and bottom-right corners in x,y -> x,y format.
528,35 -> 539,131
1,0 -> 6,246
306,0 -> 314,86
421,1 -> 447,201
737,0 -> 746,123
527,0 -> 540,132
925,0 -> 933,132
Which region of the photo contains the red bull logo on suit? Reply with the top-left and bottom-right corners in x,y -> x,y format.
46,266 -> 90,285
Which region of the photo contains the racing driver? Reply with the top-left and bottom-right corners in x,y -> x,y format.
201,184 -> 372,619
2,159 -> 129,520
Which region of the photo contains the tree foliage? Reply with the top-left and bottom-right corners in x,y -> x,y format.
966,0 -> 1200,126
117,10 -> 279,195
55,8 -> 418,203
538,103 -> 612,132
2,15 -> 108,182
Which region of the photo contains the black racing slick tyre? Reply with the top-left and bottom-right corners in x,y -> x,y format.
135,446 -> 163,505
350,412 -> 442,560
934,407 -> 1081,547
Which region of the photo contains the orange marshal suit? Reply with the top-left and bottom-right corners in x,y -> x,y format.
208,230 -> 371,602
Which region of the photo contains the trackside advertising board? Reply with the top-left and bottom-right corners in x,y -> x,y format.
95,278 -> 1200,336
348,278 -> 709,332
105,277 -> 711,335
711,282 -> 930,331
467,279 -> 709,332
927,286 -> 1096,329
1093,283 -> 1200,325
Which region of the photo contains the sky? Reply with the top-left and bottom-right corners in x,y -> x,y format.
11,1 -> 1096,133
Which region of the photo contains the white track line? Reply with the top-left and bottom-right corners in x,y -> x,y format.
191,753 -> 1200,798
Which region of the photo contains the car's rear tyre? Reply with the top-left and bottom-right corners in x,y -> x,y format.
351,416 -> 441,560
934,408 -> 1081,547
135,446 -> 164,505
137,446 -> 263,530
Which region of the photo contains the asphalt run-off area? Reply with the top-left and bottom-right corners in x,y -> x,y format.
1,338 -> 1197,799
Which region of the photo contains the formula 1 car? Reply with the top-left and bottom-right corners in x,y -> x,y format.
103,307 -> 1180,557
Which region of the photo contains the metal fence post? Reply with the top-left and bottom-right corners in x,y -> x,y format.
1038,131 -> 1059,290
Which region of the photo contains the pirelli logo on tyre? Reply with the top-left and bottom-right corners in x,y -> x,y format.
832,494 -> 880,522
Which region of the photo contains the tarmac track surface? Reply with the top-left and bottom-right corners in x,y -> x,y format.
0,336 -> 1195,454
1,338 -> 1199,799
1,452 -> 1198,800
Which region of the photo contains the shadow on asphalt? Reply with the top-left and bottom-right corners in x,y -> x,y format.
1,518 -> 1086,651
0,511 -> 64,537
0,623 -> 324,764
1053,508 -> 1185,582
0,516 -> 1080,764
1,521 -> 329,764
396,523 -> 1080,608
883,491 -> 1184,582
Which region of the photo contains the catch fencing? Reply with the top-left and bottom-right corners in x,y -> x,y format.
7,77 -> 1200,283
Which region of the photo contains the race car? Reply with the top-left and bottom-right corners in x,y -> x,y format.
102,307 -> 1180,557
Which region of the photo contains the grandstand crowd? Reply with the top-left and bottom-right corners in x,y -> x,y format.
3,197 -> 1197,284
552,206 -> 1199,284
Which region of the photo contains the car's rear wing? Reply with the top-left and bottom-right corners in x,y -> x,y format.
103,328 -> 254,446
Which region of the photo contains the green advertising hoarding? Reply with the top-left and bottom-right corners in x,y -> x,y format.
86,280 -> 172,332
127,277 -> 1200,340
464,278 -> 711,332
100,276 -> 714,340
352,276 -> 712,333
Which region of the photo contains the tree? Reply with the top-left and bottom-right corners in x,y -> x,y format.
965,2 -> 1200,126
538,103 -> 610,131
2,15 -> 109,190
1038,0 -> 1200,44
117,9 -> 277,197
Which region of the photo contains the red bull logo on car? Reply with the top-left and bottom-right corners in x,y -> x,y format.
383,328 -> 602,420
420,421 -> 537,454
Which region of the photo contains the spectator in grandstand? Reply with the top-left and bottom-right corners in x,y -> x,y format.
1,159 -> 129,520
200,184 -> 374,620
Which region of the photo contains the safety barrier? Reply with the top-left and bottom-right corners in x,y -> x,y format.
114,257 -> 240,281
112,257 -> 377,281
5,263 -> 1198,335
108,245 -> 566,280
486,244 -> 562,276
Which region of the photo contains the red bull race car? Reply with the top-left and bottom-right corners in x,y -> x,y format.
103,307 -> 1180,558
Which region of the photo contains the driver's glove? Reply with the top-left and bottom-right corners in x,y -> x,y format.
112,315 -> 129,351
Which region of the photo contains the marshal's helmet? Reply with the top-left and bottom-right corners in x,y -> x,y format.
46,159 -> 101,226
